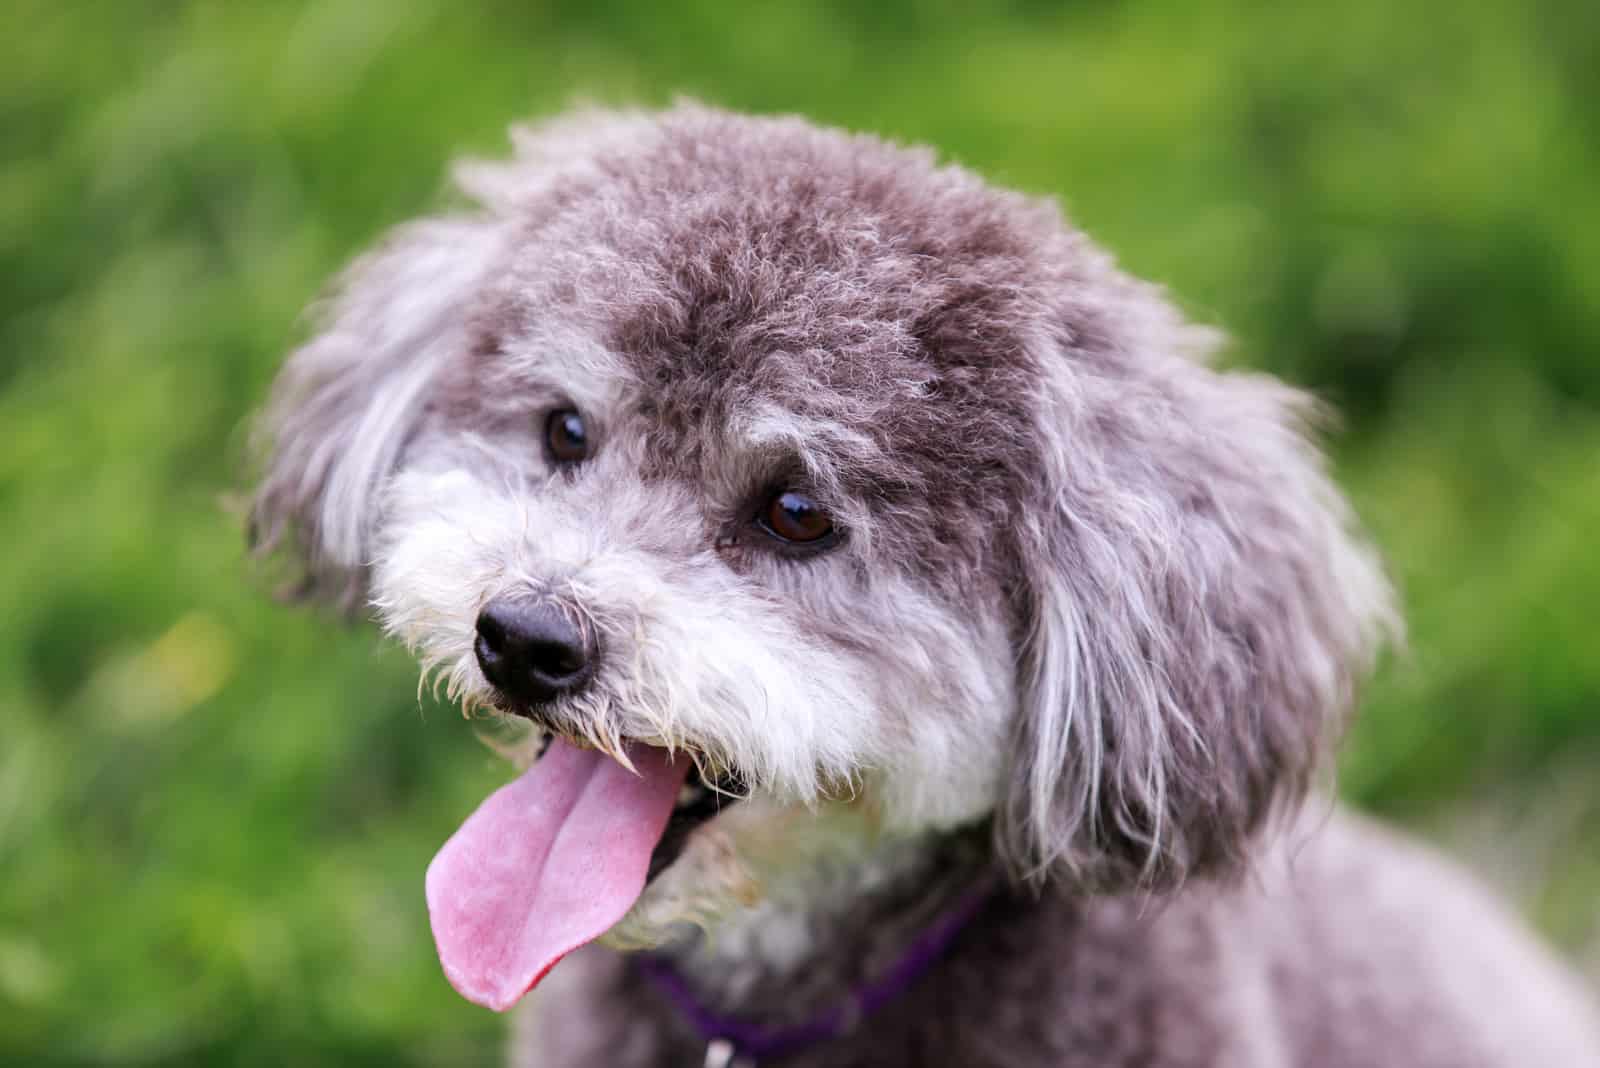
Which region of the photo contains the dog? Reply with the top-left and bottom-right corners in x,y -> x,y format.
250,104 -> 1600,1067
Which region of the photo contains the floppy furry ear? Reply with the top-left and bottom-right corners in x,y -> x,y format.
999,318 -> 1397,891
249,215 -> 505,604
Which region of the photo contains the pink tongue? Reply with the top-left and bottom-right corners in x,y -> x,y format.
425,738 -> 689,1011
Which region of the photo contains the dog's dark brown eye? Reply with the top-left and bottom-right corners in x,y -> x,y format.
545,409 -> 589,464
760,491 -> 834,544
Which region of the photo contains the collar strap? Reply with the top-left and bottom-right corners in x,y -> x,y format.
636,874 -> 997,1065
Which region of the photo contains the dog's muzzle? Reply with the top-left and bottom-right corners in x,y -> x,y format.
474,599 -> 597,712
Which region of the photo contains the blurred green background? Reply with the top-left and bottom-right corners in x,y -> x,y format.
3,0 -> 1597,1063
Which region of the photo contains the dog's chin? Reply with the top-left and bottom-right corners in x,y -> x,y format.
603,790 -> 894,951
601,803 -> 767,949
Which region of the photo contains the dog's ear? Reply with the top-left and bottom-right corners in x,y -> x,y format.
249,215 -> 504,606
997,312 -> 1397,891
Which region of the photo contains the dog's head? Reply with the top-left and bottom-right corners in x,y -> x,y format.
251,105 -> 1394,1008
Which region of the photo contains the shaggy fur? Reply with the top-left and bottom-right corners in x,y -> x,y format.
252,104 -> 1600,1066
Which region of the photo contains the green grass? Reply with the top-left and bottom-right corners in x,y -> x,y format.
2,0 -> 1597,1062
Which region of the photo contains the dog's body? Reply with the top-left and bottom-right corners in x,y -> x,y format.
517,811 -> 1598,1067
252,105 -> 1600,1066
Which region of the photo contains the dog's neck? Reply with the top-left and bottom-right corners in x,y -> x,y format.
657,826 -> 992,1024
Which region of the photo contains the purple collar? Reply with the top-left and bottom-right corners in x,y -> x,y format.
636,874 -> 997,1066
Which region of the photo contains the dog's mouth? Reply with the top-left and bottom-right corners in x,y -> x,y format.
423,734 -> 743,1012
521,729 -> 747,884
650,759 -> 746,882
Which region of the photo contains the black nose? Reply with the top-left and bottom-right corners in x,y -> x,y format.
474,600 -> 597,708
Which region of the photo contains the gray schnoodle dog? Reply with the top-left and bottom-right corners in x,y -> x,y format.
251,105 -> 1600,1067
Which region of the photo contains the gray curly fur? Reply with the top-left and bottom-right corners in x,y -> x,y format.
251,104 -> 1599,1066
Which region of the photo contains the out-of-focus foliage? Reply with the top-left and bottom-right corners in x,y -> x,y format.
1,0 -> 1595,1063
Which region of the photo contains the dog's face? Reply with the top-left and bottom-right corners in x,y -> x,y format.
369,293 -> 1023,945
251,106 -> 1394,1002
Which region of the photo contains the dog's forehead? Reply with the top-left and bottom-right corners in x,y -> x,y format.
452,112 -> 1092,577
544,118 -> 1047,495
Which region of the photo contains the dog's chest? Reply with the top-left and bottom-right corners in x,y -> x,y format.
514,895 -> 1232,1068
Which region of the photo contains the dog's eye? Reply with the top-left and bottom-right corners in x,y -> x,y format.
759,491 -> 834,545
544,409 -> 590,465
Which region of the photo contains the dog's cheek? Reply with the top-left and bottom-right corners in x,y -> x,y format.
698,563 -> 1014,830
587,569 -> 887,801
867,602 -> 1016,832
657,566 -> 1016,826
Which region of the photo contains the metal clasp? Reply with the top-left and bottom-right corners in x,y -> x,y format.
703,1037 -> 756,1068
